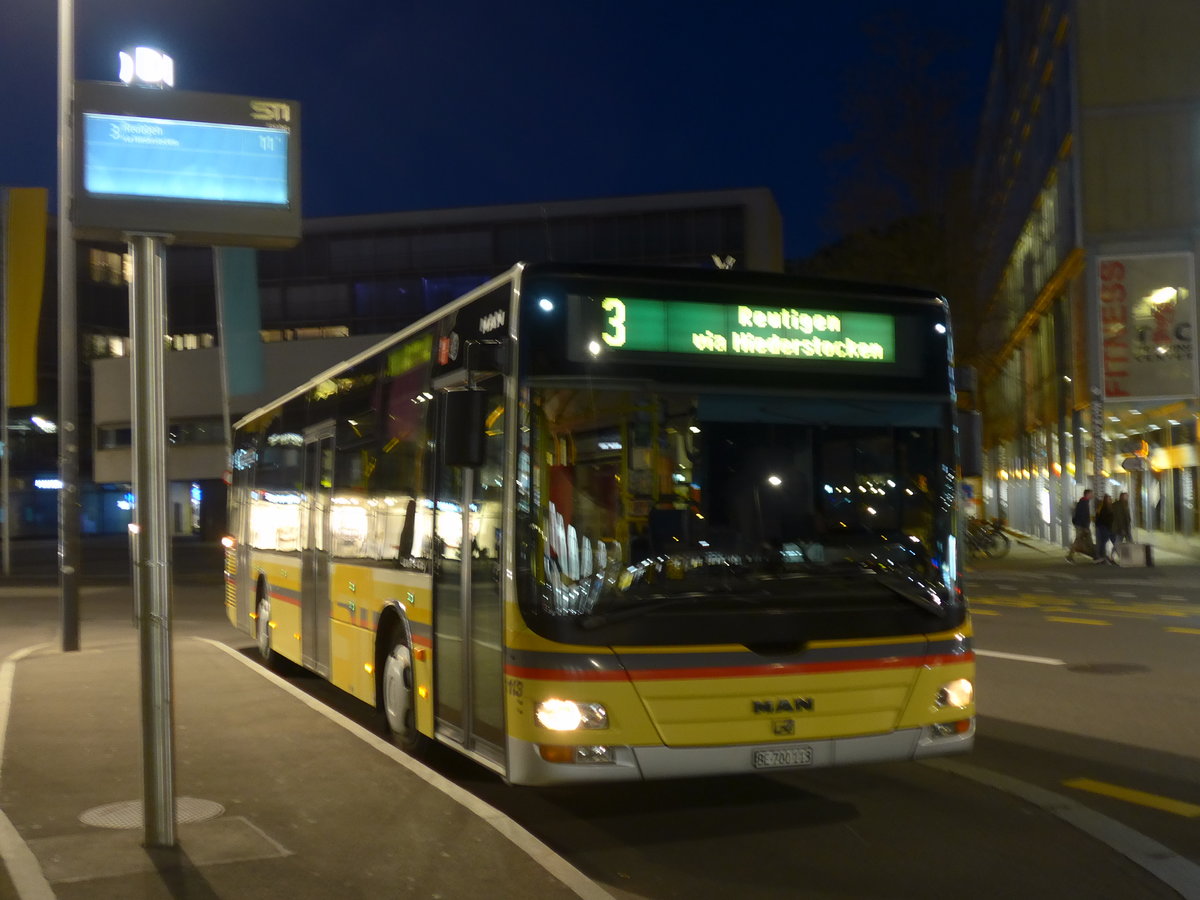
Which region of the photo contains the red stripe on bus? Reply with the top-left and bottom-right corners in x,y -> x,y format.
269,591 -> 300,607
505,653 -> 973,682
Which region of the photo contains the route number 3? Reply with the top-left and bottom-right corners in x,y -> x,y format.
601,297 -> 626,347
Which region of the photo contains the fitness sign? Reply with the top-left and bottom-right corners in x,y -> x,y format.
1098,253 -> 1197,401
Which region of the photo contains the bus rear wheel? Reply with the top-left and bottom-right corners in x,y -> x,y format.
382,636 -> 428,755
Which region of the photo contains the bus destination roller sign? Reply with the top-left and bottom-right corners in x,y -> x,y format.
572,294 -> 897,365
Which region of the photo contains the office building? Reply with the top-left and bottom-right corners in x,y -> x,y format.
968,0 -> 1200,553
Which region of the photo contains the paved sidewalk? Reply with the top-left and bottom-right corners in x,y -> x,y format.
0,603 -> 597,899
964,526 -> 1200,585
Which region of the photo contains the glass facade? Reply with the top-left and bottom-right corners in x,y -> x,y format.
969,3 -> 1200,553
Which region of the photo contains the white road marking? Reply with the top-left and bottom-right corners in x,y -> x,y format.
0,643 -> 61,900
976,649 -> 1066,666
926,759 -> 1200,898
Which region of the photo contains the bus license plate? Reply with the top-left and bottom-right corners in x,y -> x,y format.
753,747 -> 813,769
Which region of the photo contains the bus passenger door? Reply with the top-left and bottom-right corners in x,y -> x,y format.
301,423 -> 334,678
433,382 -> 506,765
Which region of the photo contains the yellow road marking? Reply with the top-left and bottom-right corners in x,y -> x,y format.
970,609 -> 1001,616
1063,778 -> 1200,818
1166,627 -> 1200,635
1045,616 -> 1110,626
974,596 -> 1193,619
1104,605 -> 1187,617
977,598 -> 1078,609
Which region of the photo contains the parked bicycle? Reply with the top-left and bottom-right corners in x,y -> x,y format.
966,517 -> 1011,559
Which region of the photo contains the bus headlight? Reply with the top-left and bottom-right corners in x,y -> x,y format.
535,699 -> 608,731
936,678 -> 974,709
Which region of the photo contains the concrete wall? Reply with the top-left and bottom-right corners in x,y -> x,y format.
1079,0 -> 1200,239
92,334 -> 387,484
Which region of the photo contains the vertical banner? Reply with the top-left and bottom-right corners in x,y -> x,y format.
214,247 -> 265,397
3,187 -> 49,407
1097,253 -> 1197,401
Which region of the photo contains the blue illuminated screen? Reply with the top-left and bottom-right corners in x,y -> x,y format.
83,113 -> 289,205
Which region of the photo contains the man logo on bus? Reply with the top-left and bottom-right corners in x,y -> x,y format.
753,698 -> 814,714
480,310 -> 506,334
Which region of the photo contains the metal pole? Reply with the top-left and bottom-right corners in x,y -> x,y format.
1,187 -> 10,577
129,233 -> 175,848
57,0 -> 80,651
213,250 -> 234,467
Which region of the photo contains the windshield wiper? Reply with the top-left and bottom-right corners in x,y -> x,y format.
872,569 -> 946,615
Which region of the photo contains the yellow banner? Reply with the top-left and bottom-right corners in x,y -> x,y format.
3,187 -> 48,407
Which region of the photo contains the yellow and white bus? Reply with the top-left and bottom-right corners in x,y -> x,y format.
224,262 -> 975,785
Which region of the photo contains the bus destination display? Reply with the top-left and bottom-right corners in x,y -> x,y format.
83,113 -> 290,205
590,296 -> 896,363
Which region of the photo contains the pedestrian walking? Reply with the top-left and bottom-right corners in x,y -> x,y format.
1113,491 -> 1132,543
1094,494 -> 1115,563
1066,488 -> 1094,563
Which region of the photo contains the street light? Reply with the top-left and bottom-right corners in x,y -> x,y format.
115,42 -> 177,851
118,47 -> 174,88
753,473 -> 783,544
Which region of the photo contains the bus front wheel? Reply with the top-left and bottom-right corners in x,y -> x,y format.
256,593 -> 280,668
382,636 -> 428,755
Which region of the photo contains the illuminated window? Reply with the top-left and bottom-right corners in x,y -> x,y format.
88,249 -> 127,286
169,333 -> 214,351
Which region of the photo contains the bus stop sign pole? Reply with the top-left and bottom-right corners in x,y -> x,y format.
129,232 -> 176,848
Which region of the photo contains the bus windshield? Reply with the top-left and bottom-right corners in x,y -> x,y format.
517,382 -> 960,646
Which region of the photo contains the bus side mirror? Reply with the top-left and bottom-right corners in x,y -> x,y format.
443,390 -> 488,468
466,340 -> 505,375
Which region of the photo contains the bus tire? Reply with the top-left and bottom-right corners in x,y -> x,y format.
381,634 -> 429,755
256,589 -> 281,669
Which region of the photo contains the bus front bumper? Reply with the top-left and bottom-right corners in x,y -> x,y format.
505,719 -> 975,786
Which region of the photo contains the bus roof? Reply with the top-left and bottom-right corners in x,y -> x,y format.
233,261 -> 949,431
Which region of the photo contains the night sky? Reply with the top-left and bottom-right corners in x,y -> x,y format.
2,0 -> 1002,259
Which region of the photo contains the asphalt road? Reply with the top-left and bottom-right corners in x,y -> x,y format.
2,537 -> 1198,898
965,549 -> 1200,883
263,542 -> 1200,898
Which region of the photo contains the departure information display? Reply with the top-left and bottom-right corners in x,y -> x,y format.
83,113 -> 289,205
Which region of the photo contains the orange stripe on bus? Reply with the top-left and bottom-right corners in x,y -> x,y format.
505,652 -> 972,682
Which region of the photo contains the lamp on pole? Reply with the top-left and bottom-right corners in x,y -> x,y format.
115,43 -> 179,851
753,473 -> 782,544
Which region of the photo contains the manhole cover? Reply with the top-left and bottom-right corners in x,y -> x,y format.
1065,662 -> 1150,675
80,797 -> 225,829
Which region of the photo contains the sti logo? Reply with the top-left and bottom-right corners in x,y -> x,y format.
249,101 -> 291,124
